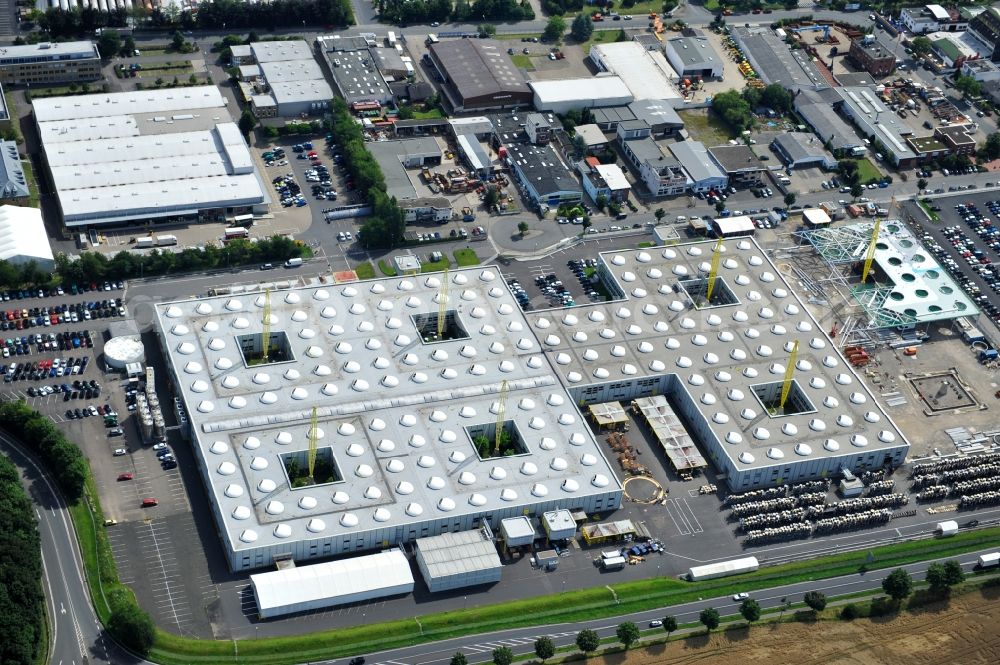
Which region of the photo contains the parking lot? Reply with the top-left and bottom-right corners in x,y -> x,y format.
907,195 -> 1000,333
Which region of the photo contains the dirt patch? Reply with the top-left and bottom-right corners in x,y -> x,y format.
593,591 -> 1000,665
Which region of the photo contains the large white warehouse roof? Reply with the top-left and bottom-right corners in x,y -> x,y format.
0,205 -> 54,269
589,43 -> 681,101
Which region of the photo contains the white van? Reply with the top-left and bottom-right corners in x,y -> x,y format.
284,258 -> 303,268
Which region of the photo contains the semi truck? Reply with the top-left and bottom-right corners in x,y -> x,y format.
135,235 -> 178,249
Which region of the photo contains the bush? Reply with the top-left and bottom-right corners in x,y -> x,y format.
107,603 -> 155,656
840,603 -> 859,620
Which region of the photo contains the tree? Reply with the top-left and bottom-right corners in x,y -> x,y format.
534,636 -> 555,662
980,132 -> 1000,160
742,86 -> 762,109
107,604 -> 155,656
238,108 -> 257,135
576,628 -> 600,654
655,208 -> 666,222
882,568 -> 914,602
739,599 -> 761,627
571,14 -> 594,42
616,28 -> 629,42
761,83 -> 792,114
571,133 -> 588,159
595,193 -> 608,211
478,23 -> 497,38
484,186 -> 501,210
943,559 -> 965,587
840,603 -> 859,620
661,615 -> 678,637
925,562 -> 948,592
492,646 -> 514,665
450,654 -> 468,665
803,591 -> 827,613
171,30 -> 186,52
850,183 -> 864,199
96,29 -> 121,59
715,200 -> 726,213
517,221 -> 530,237
711,89 -> 753,132
616,621 -> 640,649
955,75 -> 982,99
910,36 -> 932,56
543,15 -> 566,42
784,192 -> 796,206
699,607 -> 720,632
917,178 -> 928,190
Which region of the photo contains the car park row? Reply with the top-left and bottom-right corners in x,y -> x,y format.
1,298 -> 125,331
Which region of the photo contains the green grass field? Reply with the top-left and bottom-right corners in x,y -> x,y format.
678,109 -> 735,146
510,54 -> 535,70
918,199 -> 941,222
421,258 -> 451,273
354,262 -> 375,279
453,249 -> 480,266
854,158 -> 883,184
411,108 -> 444,119
378,259 -> 398,277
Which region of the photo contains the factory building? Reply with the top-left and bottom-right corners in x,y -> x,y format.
426,40 -> 532,112
668,140 -> 728,192
848,35 -> 898,78
414,528 -> 503,592
528,76 -> 633,115
588,42 -> 682,102
663,35 -> 724,80
770,133 -> 838,170
730,27 -> 828,90
708,145 -> 766,189
316,35 -> 394,106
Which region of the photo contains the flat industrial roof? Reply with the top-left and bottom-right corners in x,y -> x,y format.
154,268 -> 623,556
415,529 -> 502,579
526,239 -> 908,471
732,27 -> 828,90
589,43 -> 681,101
574,124 -> 608,146
665,36 -> 721,69
34,87 -> 267,226
669,140 -> 727,183
250,40 -> 314,63
709,145 -> 763,173
528,76 -> 633,105
837,87 -> 915,162
369,138 -> 441,201
594,164 -> 630,191
0,40 -> 98,62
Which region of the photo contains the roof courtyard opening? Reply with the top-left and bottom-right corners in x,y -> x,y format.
412,309 -> 470,344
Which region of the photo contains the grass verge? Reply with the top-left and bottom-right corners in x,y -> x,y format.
22,161 -> 40,208
678,109 -> 734,146
353,262 -> 375,280
453,248 -> 480,266
918,199 -> 940,222
637,241 -> 654,248
378,259 -> 398,276
510,54 -> 534,70
853,158 -> 883,184
420,257 -> 451,273
411,108 -> 445,120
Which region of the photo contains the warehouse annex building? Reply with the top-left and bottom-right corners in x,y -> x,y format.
426,40 -> 532,112
242,40 -> 333,118
34,87 -> 269,228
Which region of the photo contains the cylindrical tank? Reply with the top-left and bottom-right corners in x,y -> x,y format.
104,335 -> 145,369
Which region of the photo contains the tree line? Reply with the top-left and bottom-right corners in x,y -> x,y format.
53,236 -> 306,284
0,259 -> 52,290
0,453 -> 45,665
35,0 -> 353,39
326,99 -> 406,249
376,0 -> 534,26
0,401 -> 88,502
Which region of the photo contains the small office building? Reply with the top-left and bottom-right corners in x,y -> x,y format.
0,41 -> 101,85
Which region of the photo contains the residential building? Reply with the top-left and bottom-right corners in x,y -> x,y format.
961,58 -> 1000,81
573,124 -> 609,153
578,158 -> 631,203
426,40 -> 532,112
0,41 -> 101,86
934,124 -> 977,155
708,145 -> 766,188
848,35 -> 897,77
669,140 -> 728,192
663,35 -> 724,80
770,133 -> 838,170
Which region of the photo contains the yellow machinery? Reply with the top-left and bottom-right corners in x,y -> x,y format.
494,380 -> 508,456
307,406 -> 318,479
780,340 -> 799,410
861,218 -> 882,283
261,289 -> 272,362
706,237 -> 724,301
438,267 -> 449,339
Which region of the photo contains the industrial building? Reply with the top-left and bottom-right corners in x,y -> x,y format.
426,40 -> 532,112
730,27 -> 827,90
627,99 -> 685,137
663,35 -> 724,80
400,197 -> 452,224
0,205 -> 53,269
901,4 -> 968,34
368,138 -> 442,201
0,41 -> 101,85
251,548 -> 414,619
243,40 -> 333,118
573,124 -> 610,152
708,145 -> 766,188
969,6 -> 1000,62
794,88 -> 865,154
528,241 -> 910,490
848,35 -> 898,78
0,140 -> 28,201
669,140 -> 728,192
414,528 -> 503,592
316,35 -> 394,105
770,133 -> 838,170
34,87 -> 268,228
528,76 -> 633,115
154,268 -> 624,571
616,125 -> 688,198
588,43 -> 681,102
504,143 -> 582,210
934,125 -> 978,155
835,86 -> 917,167
961,58 -> 1000,81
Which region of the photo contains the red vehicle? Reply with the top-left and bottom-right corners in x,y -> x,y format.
141,498 -> 158,507
117,473 -> 134,481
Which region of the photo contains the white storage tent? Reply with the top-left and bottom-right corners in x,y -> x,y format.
0,206 -> 55,270
251,549 -> 414,619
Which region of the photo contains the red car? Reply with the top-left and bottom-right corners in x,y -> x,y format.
141,498 -> 158,507
117,472 -> 134,481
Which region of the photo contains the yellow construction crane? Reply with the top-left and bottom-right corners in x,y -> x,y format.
706,237 -> 724,302
861,218 -> 882,284
307,406 -> 318,480
437,267 -> 449,339
261,289 -> 272,362
779,340 -> 799,411
494,380 -> 509,456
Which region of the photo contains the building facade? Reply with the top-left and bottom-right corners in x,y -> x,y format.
969,7 -> 1000,62
0,41 -> 101,85
848,36 -> 897,78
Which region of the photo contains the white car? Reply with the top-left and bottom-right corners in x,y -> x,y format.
648,619 -> 663,628
113,448 -> 127,457
153,443 -> 168,451
733,592 -> 750,601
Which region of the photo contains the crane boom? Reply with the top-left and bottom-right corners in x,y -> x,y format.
780,340 -> 799,410
862,218 -> 881,283
494,380 -> 508,456
438,267 -> 449,339
261,289 -> 272,362
307,406 -> 318,479
706,237 -> 724,301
